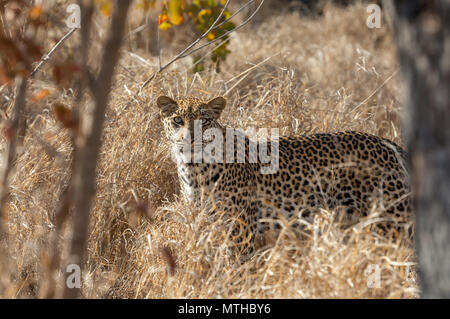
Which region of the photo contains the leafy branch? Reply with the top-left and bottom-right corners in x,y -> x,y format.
138,0 -> 265,93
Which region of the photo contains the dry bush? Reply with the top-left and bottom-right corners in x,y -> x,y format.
0,2 -> 417,298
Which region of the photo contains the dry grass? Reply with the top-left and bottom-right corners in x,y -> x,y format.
0,2 -> 418,298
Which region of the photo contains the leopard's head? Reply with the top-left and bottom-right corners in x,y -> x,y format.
156,96 -> 226,149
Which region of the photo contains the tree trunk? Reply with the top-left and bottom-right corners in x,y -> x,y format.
387,0 -> 450,298
63,0 -> 132,298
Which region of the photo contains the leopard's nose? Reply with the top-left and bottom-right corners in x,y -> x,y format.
175,133 -> 191,145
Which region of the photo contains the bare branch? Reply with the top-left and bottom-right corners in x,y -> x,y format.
217,0 -> 256,29
223,53 -> 278,96
43,2 -> 94,299
138,0 -> 264,93
63,0 -> 132,299
0,2 -> 10,39
178,0 -> 264,59
0,26 -> 78,241
30,27 -> 78,77
0,77 -> 27,238
187,37 -> 232,73
138,0 -> 231,91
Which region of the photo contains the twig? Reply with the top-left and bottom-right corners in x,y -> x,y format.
127,22 -> 150,38
213,0 -> 256,30
138,0 -> 233,92
0,2 -> 10,39
127,51 -> 155,67
187,37 -> 231,72
63,0 -> 132,299
0,25 -> 78,238
157,14 -> 161,70
44,2 -> 94,299
138,0 -> 265,93
30,27 -> 78,77
0,77 -> 27,237
352,69 -> 399,113
224,53 -> 278,96
178,0 -> 265,59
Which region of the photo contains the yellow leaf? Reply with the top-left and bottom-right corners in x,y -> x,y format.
198,9 -> 211,23
29,5 -> 43,20
207,32 -> 215,41
159,21 -> 172,30
171,15 -> 184,25
169,0 -> 184,25
100,1 -> 111,16
158,13 -> 169,25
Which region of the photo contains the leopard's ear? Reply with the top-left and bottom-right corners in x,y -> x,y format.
157,96 -> 178,116
206,97 -> 226,119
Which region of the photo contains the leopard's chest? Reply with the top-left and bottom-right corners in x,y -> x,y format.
176,161 -> 224,207
176,163 -> 197,203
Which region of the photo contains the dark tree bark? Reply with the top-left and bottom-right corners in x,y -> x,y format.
63,0 -> 132,299
387,0 -> 450,298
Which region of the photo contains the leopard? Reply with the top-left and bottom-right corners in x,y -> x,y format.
156,95 -> 412,253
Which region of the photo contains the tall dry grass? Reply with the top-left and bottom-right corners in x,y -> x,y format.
0,2 -> 417,298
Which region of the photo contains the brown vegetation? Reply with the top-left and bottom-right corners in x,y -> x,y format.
0,2 -> 417,298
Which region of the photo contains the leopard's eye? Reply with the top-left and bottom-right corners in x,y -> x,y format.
201,118 -> 210,125
173,116 -> 184,125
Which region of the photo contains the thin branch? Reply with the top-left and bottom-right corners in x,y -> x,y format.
224,53 -> 278,96
352,69 -> 399,113
178,0 -> 264,59
44,2 -> 93,299
0,77 -> 27,238
188,37 -> 231,72
0,2 -> 10,39
138,0 -> 264,93
126,22 -> 150,39
63,0 -> 132,299
30,27 -> 78,77
157,13 -> 161,69
212,0 -> 256,31
138,0 -> 233,92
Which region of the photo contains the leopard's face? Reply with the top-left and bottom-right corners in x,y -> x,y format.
156,96 -> 226,150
